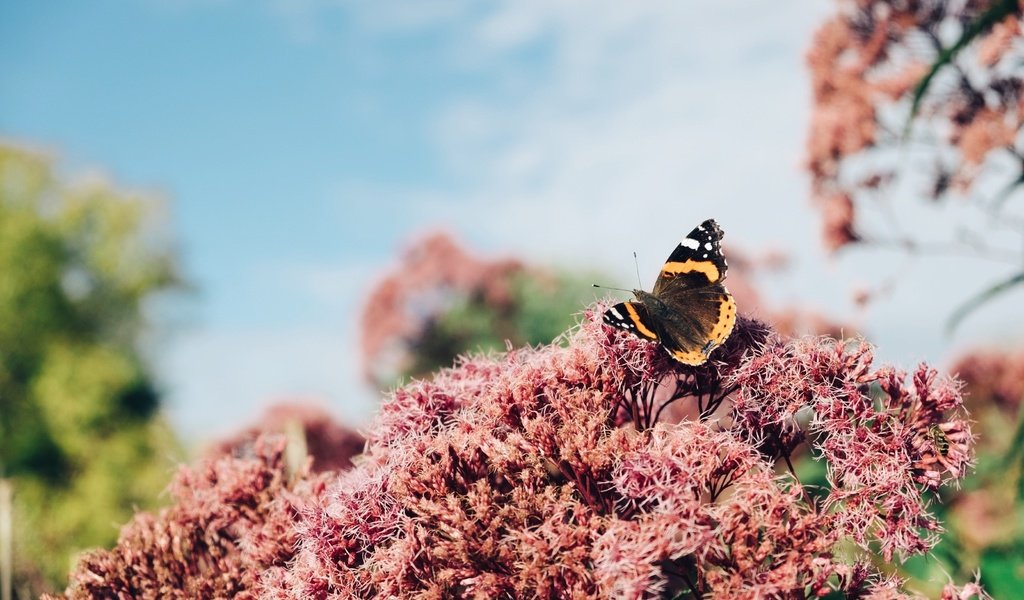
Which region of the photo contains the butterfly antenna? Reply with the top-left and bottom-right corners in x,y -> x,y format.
633,252 -> 642,288
592,283 -> 632,293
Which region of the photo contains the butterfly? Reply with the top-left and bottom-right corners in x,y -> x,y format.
603,219 -> 737,365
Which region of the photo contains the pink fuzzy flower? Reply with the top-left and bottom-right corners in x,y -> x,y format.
209,401 -> 365,473
55,305 -> 980,598
52,437 -> 331,600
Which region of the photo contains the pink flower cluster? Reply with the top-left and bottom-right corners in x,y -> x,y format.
55,307 -> 982,598
207,402 -> 365,474
51,438 -> 332,599
951,348 -> 1024,412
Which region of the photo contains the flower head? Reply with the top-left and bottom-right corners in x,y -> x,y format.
55,305 -> 979,598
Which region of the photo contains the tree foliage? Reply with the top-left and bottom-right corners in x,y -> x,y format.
0,143 -> 182,594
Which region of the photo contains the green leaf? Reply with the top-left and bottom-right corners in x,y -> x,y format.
1007,410 -> 1024,466
946,270 -> 1024,335
980,545 -> 1024,599
990,169 -> 1024,212
1006,410 -> 1024,500
904,0 -> 1020,137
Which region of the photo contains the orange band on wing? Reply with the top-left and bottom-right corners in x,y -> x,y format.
666,292 -> 736,367
660,260 -> 720,283
671,348 -> 707,365
625,303 -> 658,340
709,294 -> 737,346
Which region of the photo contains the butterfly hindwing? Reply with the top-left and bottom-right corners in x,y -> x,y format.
653,285 -> 736,365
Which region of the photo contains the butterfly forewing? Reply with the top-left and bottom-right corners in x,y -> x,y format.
603,301 -> 659,341
653,218 -> 728,295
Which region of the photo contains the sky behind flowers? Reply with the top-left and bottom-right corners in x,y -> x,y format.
3,0 -> 1021,440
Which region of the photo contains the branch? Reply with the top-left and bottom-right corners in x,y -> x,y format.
946,270 -> 1024,334
989,168 -> 1024,213
863,236 -> 1020,265
904,0 -> 1020,136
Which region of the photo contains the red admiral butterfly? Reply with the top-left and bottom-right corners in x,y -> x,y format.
603,219 -> 736,365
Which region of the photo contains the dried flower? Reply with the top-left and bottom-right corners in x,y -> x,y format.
55,305 -> 979,598
820,192 -> 859,253
51,437 -> 331,599
208,401 -> 365,473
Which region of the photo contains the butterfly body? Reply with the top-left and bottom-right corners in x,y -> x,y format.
603,219 -> 737,366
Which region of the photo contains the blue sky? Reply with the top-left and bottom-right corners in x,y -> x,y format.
4,1 -> 1022,441
1,0 -> 568,437
2,0 -> 476,325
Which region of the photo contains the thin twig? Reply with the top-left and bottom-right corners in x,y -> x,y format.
864,236 -> 1020,264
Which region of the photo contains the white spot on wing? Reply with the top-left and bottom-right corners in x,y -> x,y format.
610,307 -> 624,319
704,242 -> 712,251
680,238 -> 700,250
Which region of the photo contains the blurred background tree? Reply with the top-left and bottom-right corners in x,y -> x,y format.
938,349 -> 1024,598
359,231 -> 605,388
0,143 -> 182,596
807,0 -> 1024,330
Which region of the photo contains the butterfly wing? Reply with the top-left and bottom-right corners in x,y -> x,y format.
649,219 -> 735,365
652,218 -> 728,295
651,284 -> 736,365
603,302 -> 659,342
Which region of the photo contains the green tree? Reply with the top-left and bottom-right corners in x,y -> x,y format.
0,143 -> 182,595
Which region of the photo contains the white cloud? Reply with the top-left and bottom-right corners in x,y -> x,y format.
375,1 -> 833,267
